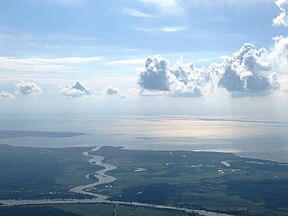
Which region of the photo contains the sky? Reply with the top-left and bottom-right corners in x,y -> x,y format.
1,0 -> 288,117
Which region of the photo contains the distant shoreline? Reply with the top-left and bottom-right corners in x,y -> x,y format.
0,130 -> 86,139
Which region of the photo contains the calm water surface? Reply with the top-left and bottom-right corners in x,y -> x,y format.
0,114 -> 287,162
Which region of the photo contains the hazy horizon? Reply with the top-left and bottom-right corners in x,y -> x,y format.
1,0 -> 288,118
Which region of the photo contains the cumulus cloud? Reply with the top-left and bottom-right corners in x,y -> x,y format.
16,81 -> 41,96
216,43 -> 279,95
138,56 -> 170,91
170,61 -> 214,97
138,55 -> 214,97
273,0 -> 288,27
0,91 -> 15,98
59,81 -> 91,98
105,85 -> 126,98
138,44 -> 280,97
269,36 -> 288,74
280,79 -> 288,92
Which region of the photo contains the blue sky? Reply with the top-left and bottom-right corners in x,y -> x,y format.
0,0 -> 284,57
1,0 -> 288,117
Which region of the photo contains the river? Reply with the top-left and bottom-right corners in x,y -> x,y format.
0,147 -> 232,216
70,146 -> 116,201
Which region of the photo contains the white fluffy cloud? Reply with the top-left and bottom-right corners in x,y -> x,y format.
138,55 -> 214,97
269,36 -> 288,74
59,81 -> 91,98
0,91 -> 14,98
273,0 -> 288,27
138,43 -> 280,97
217,44 -> 279,95
16,81 -> 41,96
105,85 -> 125,97
170,61 -> 214,97
138,56 -> 170,91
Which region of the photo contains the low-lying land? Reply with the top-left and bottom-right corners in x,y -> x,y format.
93,146 -> 288,215
0,144 -> 95,200
0,144 -> 288,215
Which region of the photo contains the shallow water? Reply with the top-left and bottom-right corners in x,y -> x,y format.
0,115 -> 287,163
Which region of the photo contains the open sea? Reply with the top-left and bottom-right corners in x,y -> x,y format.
0,114 -> 287,163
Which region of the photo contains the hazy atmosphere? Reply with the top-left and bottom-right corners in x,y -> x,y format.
1,0 -> 288,116
1,0 -> 288,159
1,1 -> 288,216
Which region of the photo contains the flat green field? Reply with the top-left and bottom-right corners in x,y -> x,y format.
0,144 -> 98,199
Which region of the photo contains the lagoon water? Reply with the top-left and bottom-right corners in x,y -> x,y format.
0,114 -> 288,163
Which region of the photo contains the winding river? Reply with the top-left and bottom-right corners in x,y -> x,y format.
0,146 -> 232,216
70,146 -> 116,201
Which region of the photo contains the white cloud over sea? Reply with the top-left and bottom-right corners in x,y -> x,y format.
16,81 -> 41,96
137,40 -> 286,97
59,81 -> 91,98
0,91 -> 14,98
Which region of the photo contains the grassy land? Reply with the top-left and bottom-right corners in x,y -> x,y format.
0,144 -> 99,199
91,146 -> 288,216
